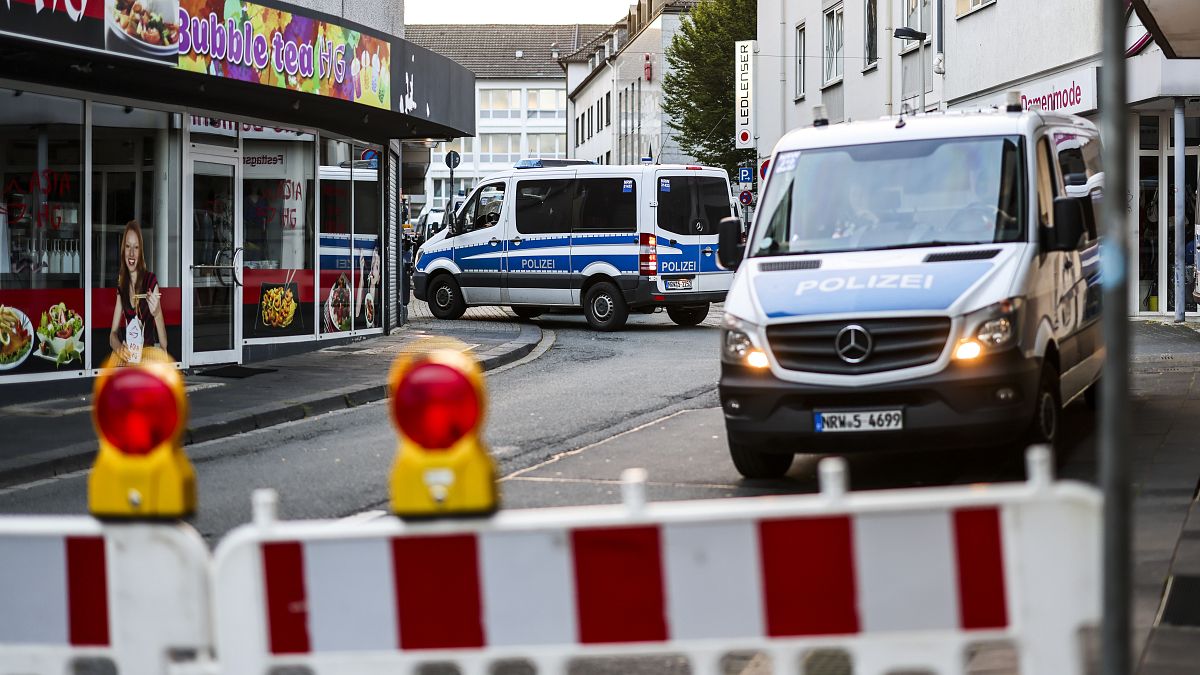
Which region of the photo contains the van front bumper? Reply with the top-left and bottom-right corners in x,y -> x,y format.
412,271 -> 429,302
719,349 -> 1041,452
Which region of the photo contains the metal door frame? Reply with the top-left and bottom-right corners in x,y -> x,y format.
184,147 -> 243,366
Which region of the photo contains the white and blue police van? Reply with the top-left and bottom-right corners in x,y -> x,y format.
412,160 -> 736,330
716,102 -> 1103,478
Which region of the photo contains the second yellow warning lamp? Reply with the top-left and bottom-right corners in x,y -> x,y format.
388,349 -> 498,517
88,348 -> 196,518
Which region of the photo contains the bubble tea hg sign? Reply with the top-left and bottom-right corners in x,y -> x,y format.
176,0 -> 391,109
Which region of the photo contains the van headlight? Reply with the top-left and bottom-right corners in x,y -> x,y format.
722,315 -> 770,368
955,298 -> 1022,360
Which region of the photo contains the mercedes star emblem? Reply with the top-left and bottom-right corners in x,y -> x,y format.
835,324 -> 873,364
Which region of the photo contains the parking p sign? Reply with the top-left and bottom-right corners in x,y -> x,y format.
737,167 -> 753,184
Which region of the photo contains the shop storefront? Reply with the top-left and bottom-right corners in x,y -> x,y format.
0,0 -> 474,383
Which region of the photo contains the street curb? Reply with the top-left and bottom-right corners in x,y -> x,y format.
0,323 -> 542,489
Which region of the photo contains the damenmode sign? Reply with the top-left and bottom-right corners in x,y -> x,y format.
734,40 -> 755,150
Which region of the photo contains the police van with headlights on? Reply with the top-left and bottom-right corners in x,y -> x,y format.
716,100 -> 1103,478
412,161 -> 736,331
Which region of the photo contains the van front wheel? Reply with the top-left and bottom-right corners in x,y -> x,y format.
728,437 -> 793,479
583,282 -> 629,331
428,275 -> 466,320
667,304 -> 710,326
1027,363 -> 1062,448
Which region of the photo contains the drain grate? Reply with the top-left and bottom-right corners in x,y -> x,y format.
1160,575 -> 1200,626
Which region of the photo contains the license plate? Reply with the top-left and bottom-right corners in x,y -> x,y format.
814,410 -> 904,433
665,278 -> 693,291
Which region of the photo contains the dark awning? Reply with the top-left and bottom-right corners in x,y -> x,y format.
1131,0 -> 1200,59
0,0 -> 474,142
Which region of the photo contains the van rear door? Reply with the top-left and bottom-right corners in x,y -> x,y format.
654,172 -> 702,292
693,172 -> 736,292
653,170 -> 733,294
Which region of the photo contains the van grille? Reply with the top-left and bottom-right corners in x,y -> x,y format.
766,317 -> 951,375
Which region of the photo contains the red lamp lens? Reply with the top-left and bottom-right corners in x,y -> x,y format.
392,362 -> 479,450
95,369 -> 179,455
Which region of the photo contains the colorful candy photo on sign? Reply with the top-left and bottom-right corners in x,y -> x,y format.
176,0 -> 390,110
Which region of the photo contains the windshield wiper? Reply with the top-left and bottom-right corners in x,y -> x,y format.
854,240 -> 988,252
752,240 -> 986,257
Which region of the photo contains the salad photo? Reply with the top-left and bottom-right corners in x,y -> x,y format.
0,306 -> 33,371
106,0 -> 180,58
36,303 -> 85,367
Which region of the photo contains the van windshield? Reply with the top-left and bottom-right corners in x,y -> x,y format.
750,136 -> 1026,257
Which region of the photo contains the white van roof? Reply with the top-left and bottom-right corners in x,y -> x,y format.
773,109 -> 1098,154
474,163 -> 728,185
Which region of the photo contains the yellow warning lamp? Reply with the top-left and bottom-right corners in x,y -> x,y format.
88,347 -> 195,519
388,348 -> 498,518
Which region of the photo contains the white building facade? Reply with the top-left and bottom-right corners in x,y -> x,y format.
564,0 -> 702,166
754,0 -> 1200,318
407,24 -> 605,211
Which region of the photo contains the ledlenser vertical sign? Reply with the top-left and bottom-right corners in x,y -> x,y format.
734,40 -> 756,150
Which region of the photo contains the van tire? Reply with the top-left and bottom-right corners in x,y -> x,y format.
1028,363 -> 1062,449
729,438 -> 793,479
667,304 -> 709,326
428,275 -> 466,320
511,306 -> 543,320
583,282 -> 629,331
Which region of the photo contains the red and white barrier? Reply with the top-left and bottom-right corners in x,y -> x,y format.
211,449 -> 1100,675
0,518 -> 211,675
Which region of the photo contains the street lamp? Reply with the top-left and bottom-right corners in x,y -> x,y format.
893,26 -> 928,114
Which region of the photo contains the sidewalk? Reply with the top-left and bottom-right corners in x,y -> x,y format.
1127,321 -> 1200,673
0,302 -> 541,488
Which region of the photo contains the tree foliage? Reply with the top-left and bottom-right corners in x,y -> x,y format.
662,0 -> 757,176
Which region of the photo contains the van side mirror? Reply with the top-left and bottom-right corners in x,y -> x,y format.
718,217 -> 745,271
1045,196 -> 1086,251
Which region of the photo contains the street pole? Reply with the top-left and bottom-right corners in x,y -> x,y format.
1100,0 -> 1131,672
1175,97 -> 1186,322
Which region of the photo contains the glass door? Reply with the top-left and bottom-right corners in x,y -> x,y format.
188,155 -> 242,365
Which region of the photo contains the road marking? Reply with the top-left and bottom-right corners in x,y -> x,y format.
0,469 -> 89,496
501,409 -> 692,481
505,475 -> 743,491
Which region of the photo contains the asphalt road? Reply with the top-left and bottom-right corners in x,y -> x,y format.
0,305 -> 1097,544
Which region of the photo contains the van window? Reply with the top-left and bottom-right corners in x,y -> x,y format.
460,183 -> 506,232
657,176 -> 731,236
1054,132 -> 1102,241
748,136 -> 1027,257
516,180 -> 574,234
575,178 -> 637,232
1036,137 -> 1057,228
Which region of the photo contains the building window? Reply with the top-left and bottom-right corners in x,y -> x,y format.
823,4 -> 844,84
528,133 -> 566,159
795,24 -> 806,97
956,0 -> 989,16
478,134 -> 521,164
527,89 -> 567,119
904,0 -> 931,43
479,90 -> 521,119
435,137 -> 473,163
864,0 -> 878,66
605,92 -> 612,127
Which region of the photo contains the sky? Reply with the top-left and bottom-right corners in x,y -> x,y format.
405,0 -> 635,25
